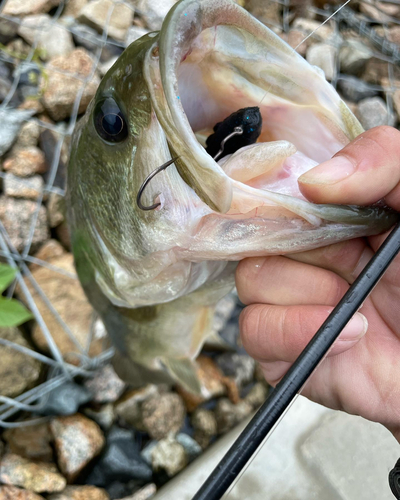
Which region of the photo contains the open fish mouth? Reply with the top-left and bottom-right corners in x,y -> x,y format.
144,0 -> 394,231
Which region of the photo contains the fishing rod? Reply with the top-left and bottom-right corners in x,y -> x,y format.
193,220 -> 400,500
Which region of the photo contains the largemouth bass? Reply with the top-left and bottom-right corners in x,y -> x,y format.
67,0 -> 397,393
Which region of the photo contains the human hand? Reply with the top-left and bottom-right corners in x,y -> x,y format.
236,126 -> 400,440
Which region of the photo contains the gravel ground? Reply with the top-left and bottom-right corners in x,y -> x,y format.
0,0 -> 399,499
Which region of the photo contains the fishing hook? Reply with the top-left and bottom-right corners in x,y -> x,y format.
136,157 -> 178,211
213,126 -> 244,162
136,125 -> 244,211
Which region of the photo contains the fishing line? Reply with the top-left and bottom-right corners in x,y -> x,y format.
193,220 -> 400,500
257,0 -> 352,109
293,0 -> 352,51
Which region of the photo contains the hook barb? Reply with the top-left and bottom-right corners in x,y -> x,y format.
136,157 -> 179,211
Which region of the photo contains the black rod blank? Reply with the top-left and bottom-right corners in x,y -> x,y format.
193,221 -> 400,500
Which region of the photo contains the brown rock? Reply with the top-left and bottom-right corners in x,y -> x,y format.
77,0 -> 134,42
84,365 -> 125,404
0,197 -> 49,253
41,49 -> 100,121
3,423 -> 53,462
17,121 -> 40,148
176,355 -> 226,412
245,0 -> 282,26
191,408 -> 217,449
0,453 -> 66,493
31,239 -> 66,270
47,192 -> 65,228
360,0 -> 400,22
0,327 -> 41,398
51,414 -> 105,481
47,485 -> 109,500
0,485 -> 45,500
141,393 -> 186,440
3,147 -> 46,177
363,57 -> 400,85
215,398 -> 253,434
151,437 -> 187,477
18,99 -> 45,115
244,382 -> 268,409
55,221 -> 71,250
3,0 -> 60,16
4,173 -> 44,200
63,0 -> 89,17
115,385 -> 159,429
27,254 -> 105,363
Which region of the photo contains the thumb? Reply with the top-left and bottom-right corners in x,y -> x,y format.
298,126 -> 400,211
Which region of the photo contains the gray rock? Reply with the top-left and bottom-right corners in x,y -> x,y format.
125,26 -> 149,47
0,196 -> 49,253
306,43 -> 337,81
77,0 -> 134,42
176,433 -> 202,462
337,75 -> 379,103
191,408 -> 217,449
0,327 -> 42,398
216,353 -> 255,389
141,392 -> 186,440
0,109 -> 34,156
0,75 -> 12,102
84,365 -> 126,404
214,398 -> 253,434
151,437 -> 187,477
4,173 -> 44,200
69,22 -> 102,52
3,0 -> 61,16
38,381 -> 93,416
86,426 -> 152,486
356,96 -> 395,129
0,17 -> 19,44
137,0 -> 178,30
339,39 -> 373,76
18,15 -> 74,60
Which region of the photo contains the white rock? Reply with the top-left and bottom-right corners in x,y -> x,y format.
3,0 -> 60,16
78,0 -> 134,42
339,38 -> 373,76
306,43 -> 337,81
125,26 -> 149,47
18,15 -> 74,59
138,0 -> 178,31
356,96 -> 395,129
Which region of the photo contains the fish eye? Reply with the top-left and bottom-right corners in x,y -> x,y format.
94,97 -> 128,143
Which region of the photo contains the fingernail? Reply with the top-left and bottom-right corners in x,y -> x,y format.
340,313 -> 368,341
299,155 -> 356,185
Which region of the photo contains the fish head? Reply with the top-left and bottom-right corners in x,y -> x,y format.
68,0 -> 396,312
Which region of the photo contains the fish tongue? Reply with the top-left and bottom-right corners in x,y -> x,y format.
221,140 -> 297,183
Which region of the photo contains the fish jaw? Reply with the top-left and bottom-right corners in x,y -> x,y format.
151,0 -> 363,216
